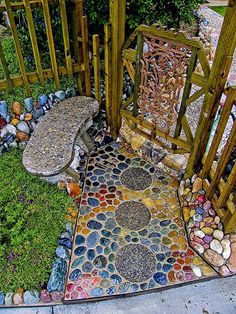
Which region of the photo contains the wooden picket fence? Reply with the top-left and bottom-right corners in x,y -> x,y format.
0,0 -> 102,102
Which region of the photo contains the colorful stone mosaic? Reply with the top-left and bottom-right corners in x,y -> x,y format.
65,143 -> 216,301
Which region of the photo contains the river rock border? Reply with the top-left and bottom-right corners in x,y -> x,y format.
178,175 -> 236,277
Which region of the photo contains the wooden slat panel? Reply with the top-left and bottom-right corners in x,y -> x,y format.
218,161 -> 236,208
133,32 -> 143,117
201,87 -> 236,178
92,34 -> 101,106
23,0 -> 45,85
172,47 -> 198,149
59,0 -> 73,79
197,48 -> 210,78
121,109 -> 191,152
207,118 -> 236,198
185,88 -> 205,106
0,40 -> 13,92
81,16 -> 91,96
123,59 -> 135,82
181,115 -> 194,145
4,0 -> 31,95
41,0 -> 60,88
0,63 -> 84,89
104,23 -> 112,127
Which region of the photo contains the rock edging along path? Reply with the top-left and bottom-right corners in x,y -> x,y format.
23,96 -> 99,177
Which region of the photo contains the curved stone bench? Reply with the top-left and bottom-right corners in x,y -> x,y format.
23,96 -> 99,179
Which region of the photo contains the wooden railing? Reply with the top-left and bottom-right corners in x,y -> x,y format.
0,0 -> 102,100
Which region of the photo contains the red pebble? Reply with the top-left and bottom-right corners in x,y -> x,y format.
197,194 -> 206,203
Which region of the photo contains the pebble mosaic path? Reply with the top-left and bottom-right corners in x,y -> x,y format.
65,143 -> 217,301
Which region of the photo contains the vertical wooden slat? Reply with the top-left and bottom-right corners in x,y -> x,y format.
4,0 -> 30,96
81,16 -> 91,96
73,0 -> 83,94
133,31 -> 143,117
207,119 -> 236,199
104,23 -> 112,127
218,161 -> 236,208
201,87 -> 236,178
172,47 -> 198,150
185,1 -> 236,178
41,0 -> 60,89
0,40 -> 13,92
59,0 -> 73,79
92,34 -> 101,106
110,0 -> 126,138
23,0 -> 45,85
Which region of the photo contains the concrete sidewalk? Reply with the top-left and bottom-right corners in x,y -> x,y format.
207,0 -> 228,6
1,276 -> 236,314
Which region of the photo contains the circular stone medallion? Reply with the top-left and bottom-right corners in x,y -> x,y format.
120,167 -> 152,191
115,244 -> 156,282
115,201 -> 151,230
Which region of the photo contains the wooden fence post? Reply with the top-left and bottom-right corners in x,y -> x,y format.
109,0 -> 126,138
185,0 -> 236,178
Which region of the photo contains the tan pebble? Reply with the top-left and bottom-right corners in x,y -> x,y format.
204,249 -> 225,267
183,206 -> 190,222
16,131 -> 29,142
201,227 -> 213,235
219,265 -> 231,276
213,229 -> 224,241
221,239 -> 231,260
191,265 -> 202,277
200,221 -> 205,229
192,256 -> 203,266
130,135 -> 145,151
11,101 -> 23,115
192,177 -> 203,193
24,113 -> 33,121
194,229 -> 205,239
202,265 -> 216,276
226,241 -> 236,272
214,216 -> 220,224
204,217 -> 214,224
142,198 -> 155,208
11,118 -> 20,126
184,188 -> 191,196
190,209 -> 195,218
57,180 -> 66,190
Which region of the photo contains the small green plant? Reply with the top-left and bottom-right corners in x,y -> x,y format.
0,149 -> 75,292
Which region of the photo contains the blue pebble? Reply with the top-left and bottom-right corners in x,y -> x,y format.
55,90 -> 65,101
97,214 -> 107,221
91,287 -> 104,297
161,245 -> 170,252
100,237 -> 111,246
99,270 -> 109,278
118,282 -> 130,293
140,239 -> 151,246
82,261 -> 93,272
101,229 -> 112,237
151,245 -> 159,253
0,292 -> 4,305
107,286 -> 116,295
74,246 -> 86,256
113,168 -> 121,174
94,169 -> 105,175
88,198 -> 99,207
156,263 -> 162,271
47,258 -> 67,292
56,245 -> 69,259
66,221 -> 73,236
148,279 -> 156,289
87,220 -> 102,230
108,264 -> 115,272
196,207 -> 204,214
75,235 -> 85,245
58,238 -> 72,249
139,229 -> 148,236
39,94 -> 48,107
87,249 -> 95,260
0,101 -> 8,120
167,257 -> 176,264
130,284 -> 139,292
69,269 -> 82,281
140,283 -> 147,290
111,242 -> 119,251
149,232 -> 161,238
162,264 -> 173,272
87,231 -> 100,248
113,227 -> 121,235
118,163 -> 128,170
156,253 -> 166,262
110,274 -> 122,285
96,246 -> 103,254
153,272 -> 167,285
160,220 -> 171,227
165,252 -> 171,257
125,235 -> 131,242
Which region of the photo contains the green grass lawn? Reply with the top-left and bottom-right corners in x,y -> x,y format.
211,6 -> 226,16
0,149 -> 75,293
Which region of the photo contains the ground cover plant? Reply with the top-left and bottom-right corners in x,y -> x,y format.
0,149 -> 75,293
